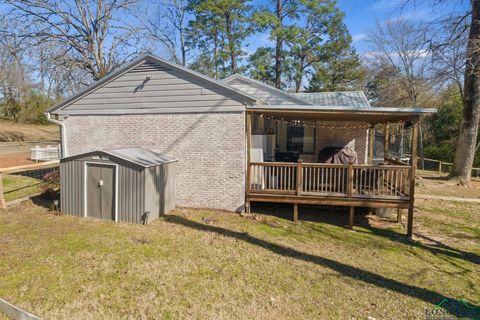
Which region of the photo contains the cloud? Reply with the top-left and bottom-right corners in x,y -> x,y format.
368,0 -> 407,11
352,33 -> 367,42
385,8 -> 433,22
362,49 -> 431,61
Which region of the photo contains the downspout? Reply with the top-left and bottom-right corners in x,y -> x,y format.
45,111 -> 67,158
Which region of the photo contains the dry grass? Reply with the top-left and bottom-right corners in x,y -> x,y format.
0,194 -> 479,319
0,120 -> 59,142
416,170 -> 480,199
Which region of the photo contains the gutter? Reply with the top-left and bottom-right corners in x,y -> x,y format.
45,111 -> 67,158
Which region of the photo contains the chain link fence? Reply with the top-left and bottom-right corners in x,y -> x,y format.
0,162 -> 59,206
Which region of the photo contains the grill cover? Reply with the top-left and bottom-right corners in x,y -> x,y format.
318,146 -> 358,164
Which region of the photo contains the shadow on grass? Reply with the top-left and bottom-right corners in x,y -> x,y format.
4,182 -> 43,195
30,193 -> 59,211
253,202 -> 480,266
251,202 -> 370,226
162,213 -> 479,318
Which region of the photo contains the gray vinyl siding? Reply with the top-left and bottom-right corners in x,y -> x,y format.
58,61 -> 247,115
225,78 -> 310,105
60,151 -> 175,224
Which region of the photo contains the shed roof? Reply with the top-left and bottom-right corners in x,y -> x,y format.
107,148 -> 178,167
61,147 -> 177,168
293,91 -> 371,109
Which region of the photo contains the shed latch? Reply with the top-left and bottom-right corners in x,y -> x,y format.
98,180 -> 103,187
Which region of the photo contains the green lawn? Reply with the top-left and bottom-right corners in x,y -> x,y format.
2,174 -> 44,202
0,196 -> 479,319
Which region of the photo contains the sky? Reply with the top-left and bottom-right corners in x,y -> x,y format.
244,0 -> 469,58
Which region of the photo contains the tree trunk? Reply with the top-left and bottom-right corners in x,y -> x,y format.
180,28 -> 186,66
451,0 -> 480,184
225,14 -> 237,73
294,56 -> 305,92
274,0 -> 283,89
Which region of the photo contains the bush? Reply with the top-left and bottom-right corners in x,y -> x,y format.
41,170 -> 60,200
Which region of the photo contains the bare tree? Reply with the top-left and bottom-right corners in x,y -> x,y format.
139,0 -> 191,66
367,19 -> 433,107
0,15 -> 33,119
4,0 -> 140,81
429,20 -> 467,100
392,0 -> 479,184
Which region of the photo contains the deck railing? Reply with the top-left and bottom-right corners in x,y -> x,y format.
248,160 -> 412,201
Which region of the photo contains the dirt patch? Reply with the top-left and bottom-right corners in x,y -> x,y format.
0,153 -> 34,168
417,171 -> 480,199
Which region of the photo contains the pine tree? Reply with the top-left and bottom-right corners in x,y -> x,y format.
188,0 -> 253,77
287,0 -> 341,92
307,19 -> 364,92
253,0 -> 299,88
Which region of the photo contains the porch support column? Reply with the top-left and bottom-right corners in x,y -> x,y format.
384,124 -> 390,161
245,111 -> 252,214
349,207 -> 355,229
407,119 -> 419,239
369,127 -> 375,164
293,203 -> 298,222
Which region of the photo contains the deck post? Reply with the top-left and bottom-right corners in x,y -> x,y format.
407,119 -> 418,239
347,162 -> 354,198
296,159 -> 303,196
349,207 -> 354,229
0,172 -> 5,209
245,112 -> 252,212
384,124 -> 390,161
293,203 -> 298,222
369,127 -> 375,164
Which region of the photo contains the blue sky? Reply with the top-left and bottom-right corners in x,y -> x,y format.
338,0 -> 432,54
244,0 -> 469,57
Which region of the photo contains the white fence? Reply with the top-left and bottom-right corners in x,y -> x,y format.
30,144 -> 61,161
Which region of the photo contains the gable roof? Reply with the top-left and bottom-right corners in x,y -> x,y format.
47,54 -> 258,114
61,147 -> 177,168
293,91 -> 371,109
223,74 -> 311,105
107,147 -> 178,167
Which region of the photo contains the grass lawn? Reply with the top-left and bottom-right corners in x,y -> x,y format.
0,173 -> 479,319
1,174 -> 44,202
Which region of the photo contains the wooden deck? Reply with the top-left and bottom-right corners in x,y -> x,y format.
246,160 -> 414,228
244,111 -> 420,238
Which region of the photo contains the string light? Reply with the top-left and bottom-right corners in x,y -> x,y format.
263,115 -> 372,129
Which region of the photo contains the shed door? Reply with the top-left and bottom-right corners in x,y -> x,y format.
86,164 -> 115,220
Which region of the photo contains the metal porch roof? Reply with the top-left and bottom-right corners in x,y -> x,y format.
293,91 -> 371,109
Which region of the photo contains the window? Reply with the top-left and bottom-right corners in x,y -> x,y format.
285,125 -> 315,153
286,127 -> 304,152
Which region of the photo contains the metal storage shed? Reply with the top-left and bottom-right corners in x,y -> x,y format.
60,147 -> 177,224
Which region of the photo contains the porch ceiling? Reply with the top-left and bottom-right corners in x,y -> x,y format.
247,105 -> 436,124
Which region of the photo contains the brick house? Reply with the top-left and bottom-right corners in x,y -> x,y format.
47,53 -> 435,237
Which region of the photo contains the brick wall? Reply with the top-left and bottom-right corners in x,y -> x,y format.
315,122 -> 369,164
63,112 -> 246,212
